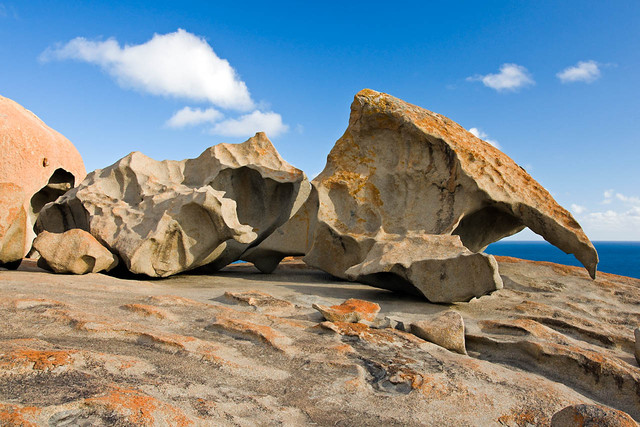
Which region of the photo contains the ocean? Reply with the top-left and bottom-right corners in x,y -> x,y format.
485,241 -> 640,279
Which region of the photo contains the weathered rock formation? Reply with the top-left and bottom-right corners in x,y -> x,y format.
0,257 -> 637,424
254,89 -> 597,302
0,95 -> 86,267
343,233 -> 503,303
33,230 -> 118,274
411,311 -> 467,355
36,132 -> 309,277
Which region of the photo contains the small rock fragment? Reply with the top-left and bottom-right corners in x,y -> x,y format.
33,229 -> 118,274
312,299 -> 380,323
550,404 -> 637,427
411,311 -> 467,355
224,290 -> 294,310
385,316 -> 407,332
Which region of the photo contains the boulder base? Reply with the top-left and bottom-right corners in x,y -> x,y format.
33,229 -> 118,274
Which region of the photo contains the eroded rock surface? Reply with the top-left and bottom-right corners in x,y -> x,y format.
0,256 -> 637,425
33,229 -> 118,274
36,132 -> 308,277
411,311 -> 467,355
0,95 -> 86,267
280,89 -> 599,302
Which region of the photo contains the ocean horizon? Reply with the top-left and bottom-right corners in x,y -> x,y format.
485,241 -> 640,279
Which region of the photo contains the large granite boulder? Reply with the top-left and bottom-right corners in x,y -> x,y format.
250,89 -> 598,302
36,132 -> 309,277
0,95 -> 86,267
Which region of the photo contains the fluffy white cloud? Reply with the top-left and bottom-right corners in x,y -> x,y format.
211,110 -> 289,137
467,64 -> 534,92
165,107 -> 223,128
41,29 -> 254,110
557,60 -> 601,83
468,127 -> 500,148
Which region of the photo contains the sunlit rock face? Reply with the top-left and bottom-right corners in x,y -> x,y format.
298,89 -> 598,301
36,132 -> 309,277
0,95 -> 86,267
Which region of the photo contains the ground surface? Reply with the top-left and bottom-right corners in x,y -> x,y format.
0,257 -> 638,426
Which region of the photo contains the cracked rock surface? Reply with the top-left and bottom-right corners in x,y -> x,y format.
0,257 -> 637,426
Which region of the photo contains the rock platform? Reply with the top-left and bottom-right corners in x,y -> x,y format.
1,257 -> 638,426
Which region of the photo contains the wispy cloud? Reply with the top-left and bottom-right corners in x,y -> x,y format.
467,63 -> 534,92
165,107 -> 223,128
211,110 -> 288,138
574,191 -> 640,239
0,4 -> 6,17
570,204 -> 586,214
40,29 -> 254,110
468,127 -> 500,149
602,190 -> 640,205
557,60 -> 601,83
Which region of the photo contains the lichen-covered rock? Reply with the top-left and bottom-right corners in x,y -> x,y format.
0,95 -> 86,267
411,311 -> 467,355
36,132 -> 308,277
312,298 -> 380,323
298,89 -> 597,301
33,229 -> 118,274
550,404 -> 637,427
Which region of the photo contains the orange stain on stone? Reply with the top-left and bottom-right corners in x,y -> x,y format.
0,404 -> 40,427
84,388 -> 193,426
121,303 -> 171,319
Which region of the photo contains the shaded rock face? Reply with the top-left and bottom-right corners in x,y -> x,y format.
0,95 -> 86,267
295,89 -> 598,301
36,132 -> 308,277
33,230 -> 118,274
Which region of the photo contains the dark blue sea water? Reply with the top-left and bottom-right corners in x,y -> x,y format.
485,241 -> 640,279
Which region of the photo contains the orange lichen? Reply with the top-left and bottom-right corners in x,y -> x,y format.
208,317 -> 291,352
84,388 -> 193,426
121,303 -> 171,319
496,408 -> 549,427
313,298 -> 380,323
0,404 -> 40,427
0,348 -> 76,372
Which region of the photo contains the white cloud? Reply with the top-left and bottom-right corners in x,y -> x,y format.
557,60 -> 601,83
577,207 -> 640,240
467,63 -> 534,92
468,127 -> 500,149
211,110 -> 289,137
165,107 -> 223,128
615,192 -> 640,204
41,29 -> 254,110
570,204 -> 586,214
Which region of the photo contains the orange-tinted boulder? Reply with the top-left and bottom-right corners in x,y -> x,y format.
0,95 -> 86,266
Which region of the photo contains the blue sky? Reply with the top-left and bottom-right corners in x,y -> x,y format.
1,1 -> 638,240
